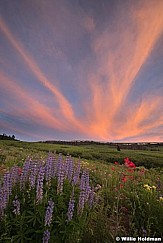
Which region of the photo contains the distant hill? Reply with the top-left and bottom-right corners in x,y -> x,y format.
40,140 -> 163,151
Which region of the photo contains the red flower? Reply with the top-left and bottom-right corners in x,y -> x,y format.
114,161 -> 119,165
128,169 -> 134,173
111,167 -> 115,171
124,158 -> 136,168
122,177 -> 127,182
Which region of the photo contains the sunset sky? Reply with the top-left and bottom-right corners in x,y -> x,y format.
0,0 -> 163,142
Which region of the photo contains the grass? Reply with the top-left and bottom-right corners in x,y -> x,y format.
0,140 -> 163,242
0,140 -> 163,170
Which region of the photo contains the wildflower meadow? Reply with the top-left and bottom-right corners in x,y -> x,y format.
0,141 -> 163,242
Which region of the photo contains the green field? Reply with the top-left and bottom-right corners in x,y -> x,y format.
0,140 -> 163,170
0,140 -> 163,242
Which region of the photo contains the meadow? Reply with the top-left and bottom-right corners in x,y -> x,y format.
0,140 -> 163,243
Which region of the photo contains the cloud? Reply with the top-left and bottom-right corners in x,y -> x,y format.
0,0 -> 163,142
83,0 -> 163,141
82,16 -> 95,32
0,17 -> 87,133
0,72 -> 67,130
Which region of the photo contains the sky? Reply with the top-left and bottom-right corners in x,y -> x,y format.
0,0 -> 163,142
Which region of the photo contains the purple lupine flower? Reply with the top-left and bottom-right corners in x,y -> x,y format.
45,154 -> 53,183
64,155 -> 70,179
78,169 -> 92,214
72,158 -> 81,185
36,166 -> 45,204
78,189 -> 86,215
88,189 -> 95,209
43,230 -> 50,243
79,170 -> 86,191
45,200 -> 54,227
13,196 -> 20,215
57,161 -> 65,194
67,156 -> 74,182
85,170 -> 91,202
10,166 -> 20,186
20,157 -> 31,189
0,172 -> 12,215
67,188 -> 75,222
51,154 -> 57,178
29,161 -> 39,189
0,187 -> 6,218
3,171 -> 12,196
56,153 -> 62,177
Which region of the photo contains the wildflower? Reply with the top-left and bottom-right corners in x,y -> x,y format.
124,158 -> 136,169
67,156 -> 74,182
13,196 -> 20,215
10,166 -> 20,185
88,189 -> 95,209
57,161 -> 65,194
3,171 -> 12,197
159,196 -> 163,202
36,166 -> 45,203
80,170 -> 86,191
144,184 -> 151,191
0,171 -> 12,217
78,189 -> 86,214
67,189 -> 75,222
122,177 -> 127,182
45,154 -> 53,183
43,230 -> 50,243
29,161 -> 39,189
78,169 -> 90,214
152,186 -> 156,190
20,158 -> 31,189
51,154 -> 57,177
128,169 -> 134,173
45,200 -> 54,227
85,170 -> 91,201
114,162 -> 119,165
64,155 -> 70,179
72,158 -> 81,185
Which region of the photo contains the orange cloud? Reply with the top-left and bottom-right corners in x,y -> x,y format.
0,1 -> 163,142
84,0 -> 163,140
0,17 -> 86,133
115,96 -> 163,139
0,72 -> 67,131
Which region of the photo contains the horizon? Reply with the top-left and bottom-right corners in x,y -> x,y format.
0,0 -> 163,142
1,133 -> 163,144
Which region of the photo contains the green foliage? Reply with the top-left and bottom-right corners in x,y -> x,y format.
0,140 -> 163,170
0,141 -> 163,242
0,175 -> 94,243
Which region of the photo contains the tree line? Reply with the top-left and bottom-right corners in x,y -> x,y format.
0,133 -> 16,140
